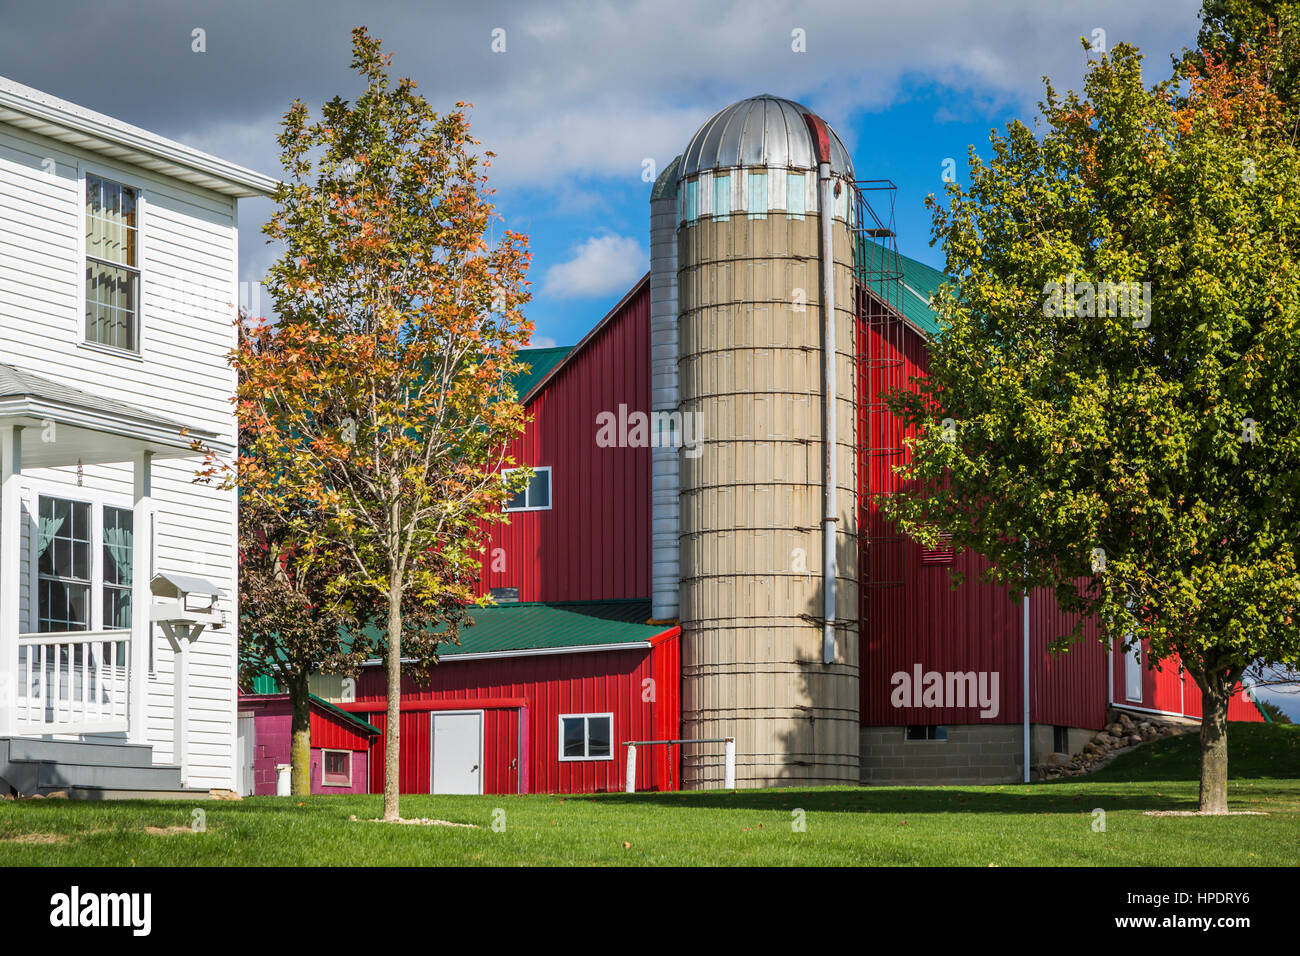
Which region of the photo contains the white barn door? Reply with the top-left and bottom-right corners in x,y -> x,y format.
236,713 -> 256,796
430,711 -> 483,794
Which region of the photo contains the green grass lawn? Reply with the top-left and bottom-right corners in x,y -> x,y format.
2,722 -> 1297,866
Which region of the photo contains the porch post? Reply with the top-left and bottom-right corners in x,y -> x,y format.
0,426 -> 22,736
129,451 -> 152,743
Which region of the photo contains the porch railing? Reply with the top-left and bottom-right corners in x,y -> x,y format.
14,632 -> 130,734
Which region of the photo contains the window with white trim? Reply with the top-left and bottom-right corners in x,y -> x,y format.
36,495 -> 133,633
85,174 -> 140,352
558,713 -> 613,761
504,467 -> 551,512
321,749 -> 352,787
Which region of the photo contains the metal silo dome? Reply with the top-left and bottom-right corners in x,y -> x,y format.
677,94 -> 854,180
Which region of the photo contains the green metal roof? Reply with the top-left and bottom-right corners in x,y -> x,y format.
241,679 -> 380,736
511,346 -> 573,403
896,252 -> 946,339
358,599 -> 671,660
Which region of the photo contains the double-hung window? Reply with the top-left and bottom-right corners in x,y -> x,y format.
85,174 -> 140,352
36,495 -> 133,633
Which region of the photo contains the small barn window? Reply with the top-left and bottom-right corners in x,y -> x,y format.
503,467 -> 551,512
558,713 -> 613,761
905,725 -> 947,741
322,749 -> 351,787
920,532 -> 955,564
1053,725 -> 1070,754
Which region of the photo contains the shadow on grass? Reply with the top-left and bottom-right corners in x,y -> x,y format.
574,781 -> 1294,815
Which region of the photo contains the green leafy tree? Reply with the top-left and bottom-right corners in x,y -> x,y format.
236,28 -> 531,820
884,41 -> 1300,812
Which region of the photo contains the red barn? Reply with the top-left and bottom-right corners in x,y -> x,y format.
243,93 -> 1262,794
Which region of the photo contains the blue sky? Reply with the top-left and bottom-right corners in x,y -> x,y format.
0,0 -> 1208,348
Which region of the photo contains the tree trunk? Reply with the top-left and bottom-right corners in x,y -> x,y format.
1197,675 -> 1232,814
382,575 -> 403,821
288,673 -> 312,796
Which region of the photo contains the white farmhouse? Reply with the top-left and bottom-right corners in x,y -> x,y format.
0,76 -> 274,796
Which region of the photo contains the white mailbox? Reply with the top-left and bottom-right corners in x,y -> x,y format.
150,572 -> 226,632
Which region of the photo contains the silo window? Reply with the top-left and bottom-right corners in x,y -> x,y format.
747,171 -> 768,220
712,174 -> 730,221
684,179 -> 698,224
787,172 -> 806,219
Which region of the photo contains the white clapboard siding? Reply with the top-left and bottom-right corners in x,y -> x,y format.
0,116 -> 241,791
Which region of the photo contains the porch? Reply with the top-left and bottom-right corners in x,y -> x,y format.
0,363 -> 227,793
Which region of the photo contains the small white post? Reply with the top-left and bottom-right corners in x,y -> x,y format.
129,451 -> 152,742
724,737 -> 736,789
625,743 -> 637,793
0,426 -> 22,736
275,763 -> 291,796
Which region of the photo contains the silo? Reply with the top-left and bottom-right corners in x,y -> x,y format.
673,95 -> 859,787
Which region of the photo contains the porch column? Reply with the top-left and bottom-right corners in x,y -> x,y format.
0,426 -> 22,736
129,451 -> 152,743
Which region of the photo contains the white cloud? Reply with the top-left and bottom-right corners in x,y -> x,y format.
530,335 -> 558,348
541,234 -> 647,299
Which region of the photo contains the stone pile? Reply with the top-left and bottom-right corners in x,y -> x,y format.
1033,710 -> 1189,779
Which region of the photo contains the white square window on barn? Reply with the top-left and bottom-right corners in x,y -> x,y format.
503,466 -> 552,512
558,713 -> 613,760
85,174 -> 140,353
321,749 -> 351,787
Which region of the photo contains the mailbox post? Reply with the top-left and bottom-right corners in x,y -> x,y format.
150,572 -> 226,785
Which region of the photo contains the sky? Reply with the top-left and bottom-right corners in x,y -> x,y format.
5,1 -> 1293,718
0,0 -> 1210,347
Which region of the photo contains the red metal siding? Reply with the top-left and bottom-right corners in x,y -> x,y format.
310,708 -> 373,752
350,635 -> 681,795
479,280 -> 652,602
1115,644 -> 1263,722
861,319 -> 1106,728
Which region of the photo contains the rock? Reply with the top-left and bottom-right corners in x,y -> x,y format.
1105,722 -> 1125,736
44,790 -> 69,799
1118,712 -> 1135,728
1126,734 -> 1142,746
208,789 -> 242,801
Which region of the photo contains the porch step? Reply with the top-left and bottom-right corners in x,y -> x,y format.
5,737 -> 156,768
0,737 -> 209,799
34,760 -> 186,792
67,787 -> 209,801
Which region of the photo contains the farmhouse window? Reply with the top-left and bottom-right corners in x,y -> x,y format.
558,713 -> 613,761
85,174 -> 141,352
36,496 -> 133,633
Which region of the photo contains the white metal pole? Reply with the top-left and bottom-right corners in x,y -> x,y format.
724,737 -> 736,789
130,450 -> 152,742
1023,589 -> 1030,783
625,743 -> 637,794
819,160 -> 837,665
